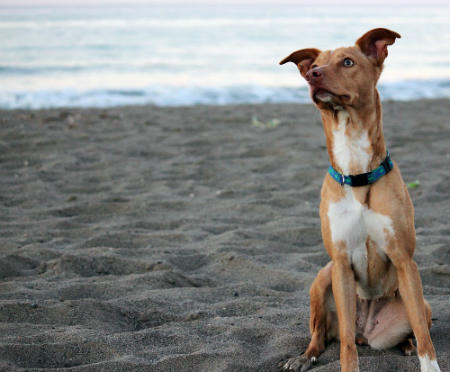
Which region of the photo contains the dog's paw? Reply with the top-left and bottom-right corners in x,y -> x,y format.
399,338 -> 417,356
278,355 -> 318,372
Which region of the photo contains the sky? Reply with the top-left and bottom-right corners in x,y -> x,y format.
0,0 -> 448,5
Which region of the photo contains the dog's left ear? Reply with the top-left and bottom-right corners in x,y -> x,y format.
356,28 -> 401,66
279,48 -> 321,79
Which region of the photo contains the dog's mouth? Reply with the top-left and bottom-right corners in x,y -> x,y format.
312,88 -> 335,103
311,87 -> 350,106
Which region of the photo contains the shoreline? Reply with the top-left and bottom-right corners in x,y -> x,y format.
0,98 -> 449,371
2,96 -> 449,113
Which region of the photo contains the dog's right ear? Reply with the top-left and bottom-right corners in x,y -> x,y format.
356,28 -> 401,66
279,48 -> 321,78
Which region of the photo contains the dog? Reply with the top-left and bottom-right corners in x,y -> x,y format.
278,28 -> 441,372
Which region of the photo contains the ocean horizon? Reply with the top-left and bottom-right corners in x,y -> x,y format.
1,3 -> 449,109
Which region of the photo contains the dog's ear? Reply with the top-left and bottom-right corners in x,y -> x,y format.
356,28 -> 401,66
279,48 -> 321,78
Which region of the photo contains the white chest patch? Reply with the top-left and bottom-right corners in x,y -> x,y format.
332,111 -> 371,174
327,188 -> 394,297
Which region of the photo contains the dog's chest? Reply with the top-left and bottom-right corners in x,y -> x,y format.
327,189 -> 394,298
332,111 -> 371,174
327,110 -> 395,298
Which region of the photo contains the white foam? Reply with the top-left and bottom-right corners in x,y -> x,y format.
0,80 -> 447,109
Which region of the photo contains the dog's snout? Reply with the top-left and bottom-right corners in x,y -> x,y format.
306,67 -> 323,83
312,68 -> 322,78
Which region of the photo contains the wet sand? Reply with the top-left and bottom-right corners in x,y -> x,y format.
0,99 -> 449,371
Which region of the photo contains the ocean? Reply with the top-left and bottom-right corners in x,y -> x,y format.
0,3 -> 449,109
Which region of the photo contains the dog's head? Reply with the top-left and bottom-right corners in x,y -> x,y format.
280,28 -> 400,110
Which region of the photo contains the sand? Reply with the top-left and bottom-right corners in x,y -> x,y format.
0,99 -> 449,372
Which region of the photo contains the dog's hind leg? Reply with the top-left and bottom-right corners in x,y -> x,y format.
280,261 -> 336,372
399,338 -> 416,356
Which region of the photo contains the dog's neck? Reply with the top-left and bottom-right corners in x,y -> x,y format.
320,91 -> 387,176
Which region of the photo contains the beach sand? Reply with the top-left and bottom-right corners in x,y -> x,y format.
0,99 -> 449,372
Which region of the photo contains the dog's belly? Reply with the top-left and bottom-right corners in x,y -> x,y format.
327,188 -> 396,299
355,294 -> 411,349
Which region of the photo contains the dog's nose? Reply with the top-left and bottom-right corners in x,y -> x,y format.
306,67 -> 323,83
312,68 -> 322,77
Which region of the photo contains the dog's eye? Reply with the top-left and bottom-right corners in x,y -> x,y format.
343,58 -> 354,67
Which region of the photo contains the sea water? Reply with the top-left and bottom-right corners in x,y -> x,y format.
0,3 -> 449,109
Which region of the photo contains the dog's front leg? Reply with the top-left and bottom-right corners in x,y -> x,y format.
395,259 -> 440,372
332,253 -> 359,372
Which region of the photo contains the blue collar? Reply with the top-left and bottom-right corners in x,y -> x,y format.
328,151 -> 393,187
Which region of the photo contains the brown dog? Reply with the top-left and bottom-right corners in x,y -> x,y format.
278,28 -> 440,372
